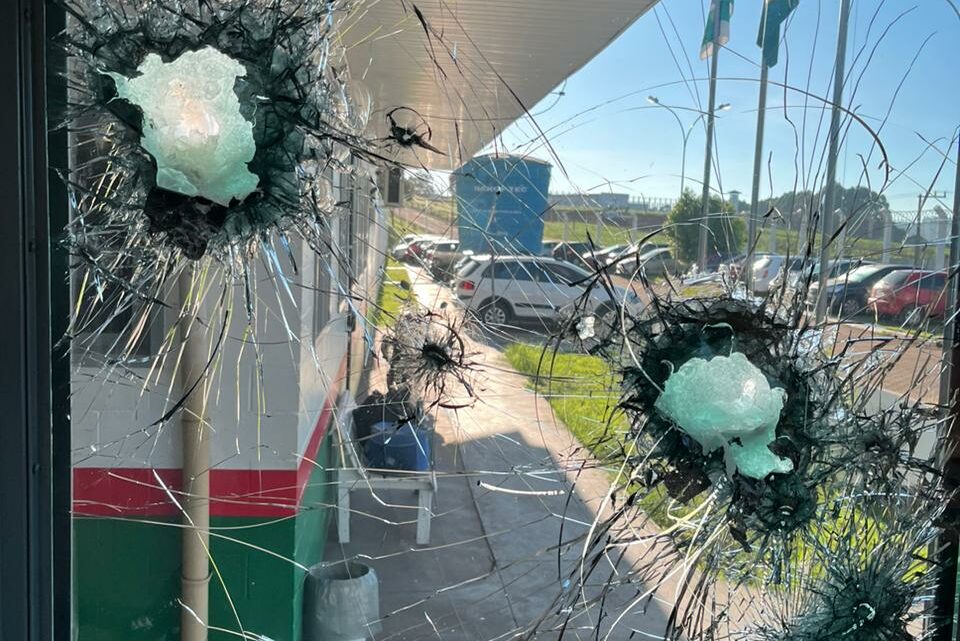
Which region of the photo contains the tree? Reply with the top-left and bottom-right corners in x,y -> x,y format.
666,190 -> 744,263
401,169 -> 439,202
761,185 -> 890,240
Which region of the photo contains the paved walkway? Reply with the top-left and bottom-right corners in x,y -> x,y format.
323,267 -> 675,640
324,257 -> 950,640
834,322 -> 945,404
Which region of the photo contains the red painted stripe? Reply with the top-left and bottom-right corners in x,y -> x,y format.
212,469 -> 298,517
73,468 -> 184,517
73,355 -> 348,519
73,467 -> 298,518
296,355 -> 346,504
296,392 -> 337,506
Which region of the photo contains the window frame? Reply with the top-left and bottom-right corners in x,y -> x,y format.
0,1 -> 72,639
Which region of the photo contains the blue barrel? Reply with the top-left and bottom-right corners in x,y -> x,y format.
364,421 -> 431,471
454,154 -> 551,255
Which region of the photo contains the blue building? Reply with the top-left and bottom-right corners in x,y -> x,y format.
454,154 -> 552,255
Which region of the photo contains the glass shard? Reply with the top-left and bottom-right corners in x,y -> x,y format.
655,352 -> 793,479
109,47 -> 259,206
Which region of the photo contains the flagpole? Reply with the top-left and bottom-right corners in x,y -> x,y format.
697,4 -> 723,272
814,0 -> 851,323
744,60 -> 769,292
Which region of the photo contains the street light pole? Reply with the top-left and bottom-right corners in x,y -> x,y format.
682,115 -> 708,197
698,8 -> 723,273
647,97 -> 730,202
647,97 -> 686,200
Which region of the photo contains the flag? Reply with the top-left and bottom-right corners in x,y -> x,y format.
700,0 -> 734,60
757,0 -> 799,68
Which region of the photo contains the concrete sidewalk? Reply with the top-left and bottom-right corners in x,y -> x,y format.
323,268 -> 673,640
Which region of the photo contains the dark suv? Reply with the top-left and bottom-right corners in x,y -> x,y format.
552,242 -> 593,267
425,240 -> 461,280
806,264 -> 903,317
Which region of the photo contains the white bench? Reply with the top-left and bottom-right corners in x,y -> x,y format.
332,392 -> 437,545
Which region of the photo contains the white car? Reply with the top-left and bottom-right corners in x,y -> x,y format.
453,255 -> 643,326
751,255 -> 789,293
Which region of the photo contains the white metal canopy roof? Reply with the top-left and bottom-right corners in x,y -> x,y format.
342,0 -> 659,169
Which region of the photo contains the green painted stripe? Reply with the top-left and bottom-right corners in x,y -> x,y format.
74,434 -> 332,641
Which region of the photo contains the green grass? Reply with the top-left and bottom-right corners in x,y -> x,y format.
681,282 -> 725,298
761,227 -> 946,266
503,343 -> 628,463
542,220 -> 642,246
844,314 -> 942,342
503,342 -> 690,527
512,213 -> 948,269
372,256 -> 413,329
387,210 -> 424,245
405,194 -> 456,224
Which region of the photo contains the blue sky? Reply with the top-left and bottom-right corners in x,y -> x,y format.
493,0 -> 959,214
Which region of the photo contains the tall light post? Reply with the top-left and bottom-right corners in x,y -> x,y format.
647,96 -> 730,199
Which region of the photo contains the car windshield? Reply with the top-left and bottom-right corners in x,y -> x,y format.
640,248 -> 668,260
456,259 -> 481,278
876,270 -> 912,287
555,261 -> 591,280
839,264 -> 887,282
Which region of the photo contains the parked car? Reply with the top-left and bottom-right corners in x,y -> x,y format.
604,242 -> 666,271
392,234 -> 442,261
770,258 -> 867,293
449,251 -> 478,278
720,253 -> 770,282
867,269 -> 948,322
616,247 -> 684,278
806,263 -> 904,316
403,237 -> 448,263
808,258 -> 866,288
751,255 -> 789,293
453,255 -> 642,326
552,241 -> 593,267
425,240 -> 461,280
701,250 -> 739,274
767,257 -> 811,292
390,233 -> 423,260
581,243 -> 629,270
540,240 -> 565,257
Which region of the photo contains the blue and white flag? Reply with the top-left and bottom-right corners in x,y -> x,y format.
757,0 -> 799,68
701,0 -> 734,60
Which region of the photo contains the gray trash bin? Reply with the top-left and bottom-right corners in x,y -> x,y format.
303,562 -> 381,641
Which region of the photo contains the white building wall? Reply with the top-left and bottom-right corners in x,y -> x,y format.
73,161 -> 389,475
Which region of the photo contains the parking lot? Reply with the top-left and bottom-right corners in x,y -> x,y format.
393,220 -> 950,411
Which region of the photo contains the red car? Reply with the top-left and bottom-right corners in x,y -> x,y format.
867,269 -> 948,322
403,238 -> 438,262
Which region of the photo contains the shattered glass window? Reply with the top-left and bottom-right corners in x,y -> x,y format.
44,0 -> 960,640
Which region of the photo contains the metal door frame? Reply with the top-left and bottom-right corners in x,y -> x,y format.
0,0 -> 71,639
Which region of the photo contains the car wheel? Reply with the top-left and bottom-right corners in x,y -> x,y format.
480,300 -> 510,326
839,298 -> 860,318
899,304 -> 923,327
